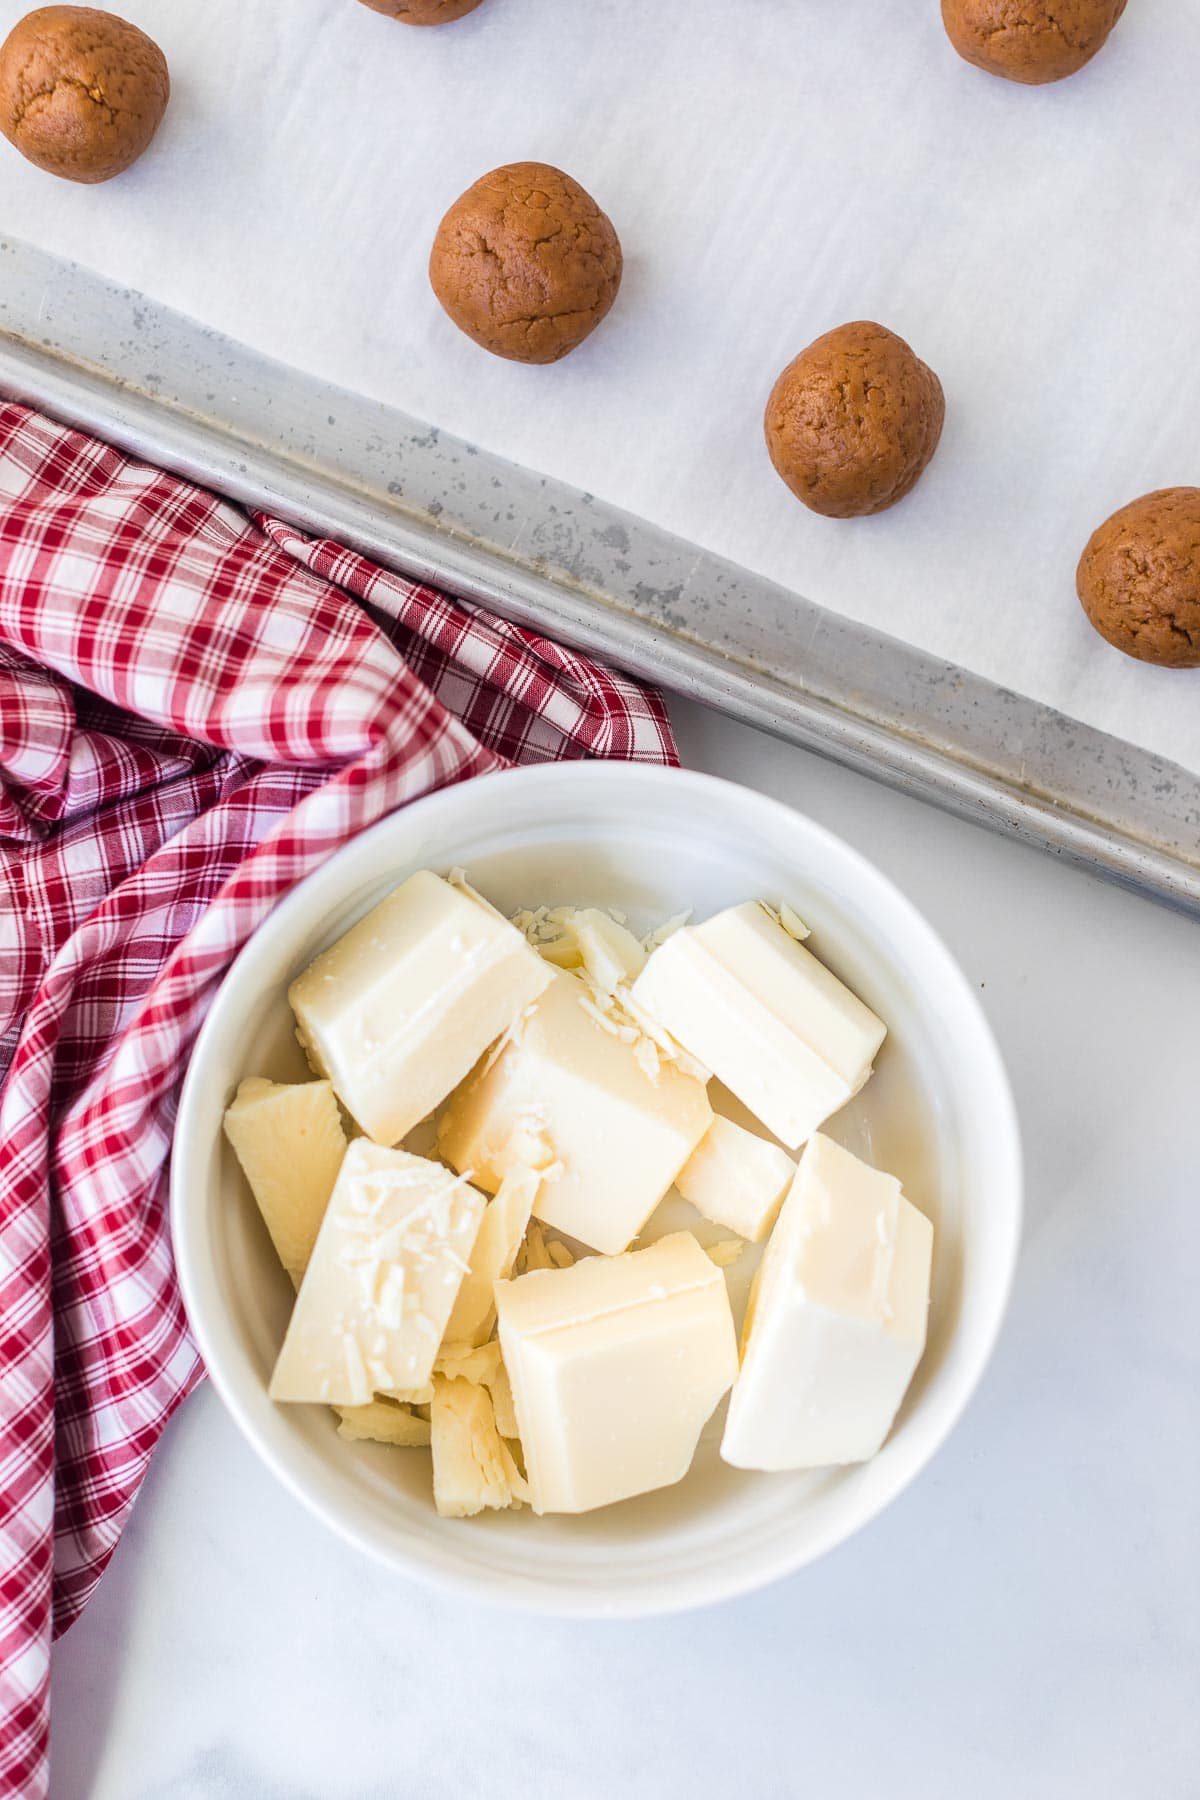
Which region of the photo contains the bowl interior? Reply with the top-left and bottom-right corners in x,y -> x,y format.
173,763 -> 1019,1615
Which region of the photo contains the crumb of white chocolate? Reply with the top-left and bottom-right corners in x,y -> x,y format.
703,1238 -> 747,1269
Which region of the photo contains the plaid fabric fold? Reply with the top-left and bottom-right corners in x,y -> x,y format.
0,401 -> 677,1799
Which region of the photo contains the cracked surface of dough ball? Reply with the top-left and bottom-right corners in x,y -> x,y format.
357,0 -> 485,21
0,6 -> 168,183
429,161 -> 623,365
764,322 -> 945,518
941,0 -> 1127,85
1076,489 -> 1200,668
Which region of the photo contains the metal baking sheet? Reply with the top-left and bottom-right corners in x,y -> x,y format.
1,238 -> 1197,918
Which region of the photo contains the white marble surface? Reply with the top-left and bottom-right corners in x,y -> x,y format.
50,704 -> 1199,1800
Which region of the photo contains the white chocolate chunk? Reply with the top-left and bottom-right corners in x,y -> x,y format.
444,1166 -> 538,1348
486,1356 -> 519,1440
435,1338 -> 519,1438
703,1238 -> 746,1269
759,899 -> 811,943
269,1142 -> 486,1406
438,971 -> 712,1256
436,1339 -> 502,1383
335,1398 -> 431,1447
288,869 -> 552,1146
511,904 -> 580,964
222,1077 -> 347,1288
495,1232 -> 738,1514
676,1115 -> 795,1243
377,1382 -> 434,1404
569,909 -> 646,991
515,1219 -> 575,1275
509,903 -> 644,991
632,901 -> 886,1149
430,1375 -> 528,1517
721,1134 -> 933,1471
539,935 -> 584,970
515,1220 -> 555,1273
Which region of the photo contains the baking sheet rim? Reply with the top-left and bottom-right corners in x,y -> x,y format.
0,238 -> 1195,921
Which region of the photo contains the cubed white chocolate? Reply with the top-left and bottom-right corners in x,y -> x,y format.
288,869 -> 552,1146
269,1142 -> 486,1406
437,972 -> 713,1255
632,900 -> 886,1148
435,1338 -> 518,1437
443,1166 -> 538,1349
222,1077 -> 347,1288
430,1375 -> 528,1518
721,1133 -> 933,1471
495,1232 -> 738,1514
335,1398 -> 431,1447
569,908 -> 646,990
675,1115 -> 795,1243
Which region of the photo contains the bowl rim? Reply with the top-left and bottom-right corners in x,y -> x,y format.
172,760 -> 1023,1617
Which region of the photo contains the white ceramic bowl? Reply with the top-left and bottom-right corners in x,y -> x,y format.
173,762 -> 1021,1616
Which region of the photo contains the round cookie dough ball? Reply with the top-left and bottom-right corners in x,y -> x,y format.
357,0 -> 485,21
429,161 -> 623,365
1076,488 -> 1200,668
941,0 -> 1127,85
764,321 -> 945,519
0,6 -> 169,184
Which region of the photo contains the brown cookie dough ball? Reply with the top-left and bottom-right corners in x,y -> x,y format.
429,162 -> 623,365
1076,489 -> 1200,668
357,0 -> 485,21
764,322 -> 945,518
941,0 -> 1127,85
0,7 -> 168,184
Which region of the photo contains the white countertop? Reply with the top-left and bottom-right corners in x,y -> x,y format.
50,703 -> 1199,1800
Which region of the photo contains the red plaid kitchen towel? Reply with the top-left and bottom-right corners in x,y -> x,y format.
0,401 -> 677,1798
